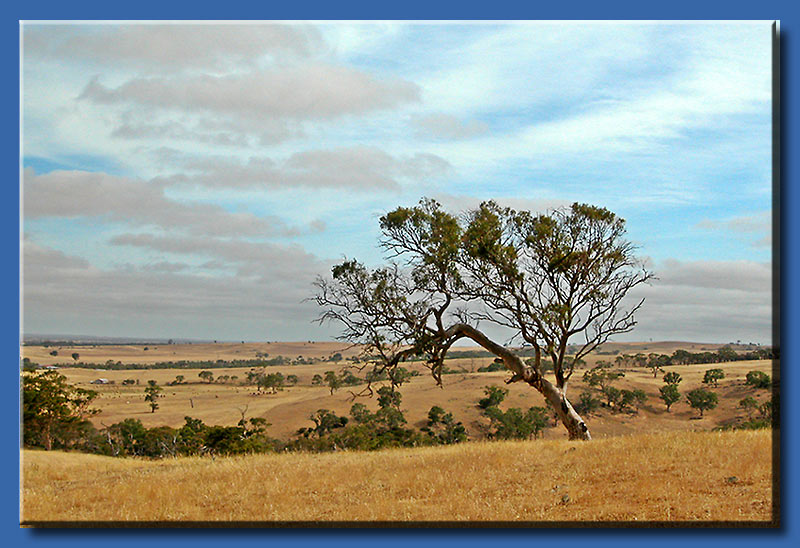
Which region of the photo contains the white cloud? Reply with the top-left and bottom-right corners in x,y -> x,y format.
24,23 -> 324,71
23,168 -> 321,238
79,64 -> 420,121
412,113 -> 488,140
150,147 -> 451,192
622,258 -> 772,343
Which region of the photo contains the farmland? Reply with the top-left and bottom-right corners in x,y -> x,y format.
21,342 -> 776,441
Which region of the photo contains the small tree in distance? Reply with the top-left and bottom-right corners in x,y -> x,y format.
703,368 -> 725,388
659,384 -> 680,412
71,353 -> 80,362
198,371 -> 214,383
144,380 -> 162,413
686,388 -> 718,418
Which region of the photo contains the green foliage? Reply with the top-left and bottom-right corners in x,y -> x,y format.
662,372 -> 682,386
324,370 -> 342,395
22,370 -> 98,451
739,396 -> 758,418
686,388 -> 718,417
477,360 -> 506,373
421,405 -> 467,444
582,365 -> 624,392
296,409 -> 349,438
143,380 -> 162,413
659,384 -> 680,411
71,353 -> 80,361
286,374 -> 299,386
311,373 -> 323,385
602,385 -> 621,408
198,370 -> 214,383
374,386 -> 400,410
745,370 -> 771,389
620,388 -> 647,412
478,385 -> 508,409
573,391 -> 601,415
484,406 -> 550,440
702,368 -> 725,387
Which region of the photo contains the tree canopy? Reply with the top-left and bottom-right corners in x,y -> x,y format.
314,198 -> 652,440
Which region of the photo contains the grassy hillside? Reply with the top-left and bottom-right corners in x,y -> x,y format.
21,429 -> 774,524
43,359 -> 774,440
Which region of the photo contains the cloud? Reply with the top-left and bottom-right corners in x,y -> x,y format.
23,238 -> 336,341
151,147 -> 451,192
24,23 -> 324,70
413,113 -> 488,140
622,258 -> 772,343
79,64 -> 420,122
22,168 -> 321,238
696,211 -> 772,248
107,233 -> 322,277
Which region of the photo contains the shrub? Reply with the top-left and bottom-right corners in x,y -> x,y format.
745,370 -> 771,389
484,406 -> 550,440
478,385 -> 508,409
574,391 -> 600,415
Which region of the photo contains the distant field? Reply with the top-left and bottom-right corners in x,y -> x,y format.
21,429 -> 774,524
45,357 -> 774,441
22,341 -> 363,366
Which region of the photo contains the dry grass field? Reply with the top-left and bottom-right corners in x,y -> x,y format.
22,341 -> 362,366
39,356 -> 774,441
21,429 -> 774,524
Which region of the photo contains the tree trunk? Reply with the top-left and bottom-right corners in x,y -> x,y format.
446,323 -> 591,440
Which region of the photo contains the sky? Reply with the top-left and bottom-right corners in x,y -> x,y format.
20,21 -> 774,344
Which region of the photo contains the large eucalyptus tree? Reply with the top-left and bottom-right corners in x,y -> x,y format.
313,199 -> 652,440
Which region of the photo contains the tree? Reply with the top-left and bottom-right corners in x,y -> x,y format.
324,370 -> 342,395
314,200 -> 652,440
662,372 -> 682,386
478,385 -> 508,409
484,406 -> 550,440
659,384 -> 680,412
23,370 -> 98,450
739,396 -> 758,419
686,388 -> 718,417
423,406 -> 467,444
71,352 -> 80,362
299,409 -> 349,438
173,375 -> 185,385
582,365 -> 624,392
311,373 -> 323,386
621,388 -> 647,412
703,368 -> 725,387
198,370 -> 214,383
49,350 -> 58,357
144,380 -> 162,413
745,371 -> 771,389
286,374 -> 299,386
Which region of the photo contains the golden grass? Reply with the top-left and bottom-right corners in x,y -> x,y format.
22,429 -> 774,524
46,359 -> 774,441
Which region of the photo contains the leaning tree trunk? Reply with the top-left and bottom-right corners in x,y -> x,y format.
447,324 -> 591,440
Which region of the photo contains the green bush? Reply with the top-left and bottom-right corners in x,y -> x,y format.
745,370 -> 771,389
